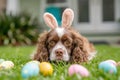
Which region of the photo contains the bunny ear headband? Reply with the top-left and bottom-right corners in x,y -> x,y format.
43,8 -> 74,29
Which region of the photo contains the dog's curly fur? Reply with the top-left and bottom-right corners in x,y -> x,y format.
33,31 -> 49,62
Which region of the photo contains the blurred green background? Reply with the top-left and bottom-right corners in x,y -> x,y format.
0,0 -> 120,46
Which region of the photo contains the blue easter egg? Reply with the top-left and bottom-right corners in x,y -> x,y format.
99,61 -> 117,74
21,63 -> 39,78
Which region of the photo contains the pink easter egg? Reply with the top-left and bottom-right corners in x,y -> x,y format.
68,64 -> 89,77
105,60 -> 116,66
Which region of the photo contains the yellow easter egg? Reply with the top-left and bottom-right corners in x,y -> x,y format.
39,62 -> 53,76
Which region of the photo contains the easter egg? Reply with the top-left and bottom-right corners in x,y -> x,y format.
27,60 -> 40,65
99,61 -> 117,74
21,63 -> 39,78
105,60 -> 117,66
39,62 -> 53,76
0,59 -> 5,64
68,64 -> 89,77
0,61 -> 14,69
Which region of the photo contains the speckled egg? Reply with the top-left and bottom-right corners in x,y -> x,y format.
21,63 -> 39,78
0,61 -> 14,69
105,60 -> 117,66
0,59 -> 5,64
39,62 -> 53,76
68,64 -> 89,77
99,61 -> 117,74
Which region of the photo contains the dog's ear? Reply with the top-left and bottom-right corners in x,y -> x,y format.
43,13 -> 58,29
62,8 -> 74,28
70,33 -> 89,63
33,31 -> 49,62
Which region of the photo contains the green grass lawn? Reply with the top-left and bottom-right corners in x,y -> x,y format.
0,45 -> 120,80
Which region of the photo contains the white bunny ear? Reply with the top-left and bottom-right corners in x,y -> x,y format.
43,13 -> 58,29
62,8 -> 74,28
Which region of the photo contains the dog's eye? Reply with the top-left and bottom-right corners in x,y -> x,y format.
49,40 -> 56,46
64,40 -> 71,46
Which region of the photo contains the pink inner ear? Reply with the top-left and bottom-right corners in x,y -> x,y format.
62,8 -> 74,28
43,13 -> 58,29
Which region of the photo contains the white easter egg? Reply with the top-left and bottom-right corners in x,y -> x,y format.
0,61 -> 14,69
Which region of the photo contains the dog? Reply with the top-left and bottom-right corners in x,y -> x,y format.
33,8 -> 96,63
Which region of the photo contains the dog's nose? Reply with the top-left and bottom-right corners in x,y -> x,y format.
55,48 -> 64,56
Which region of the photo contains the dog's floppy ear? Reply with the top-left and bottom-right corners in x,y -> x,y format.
62,8 -> 74,28
43,13 -> 58,29
33,31 -> 49,62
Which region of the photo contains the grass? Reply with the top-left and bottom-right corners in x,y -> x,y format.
0,45 -> 120,80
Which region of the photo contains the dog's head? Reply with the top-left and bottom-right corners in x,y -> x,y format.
44,9 -> 74,61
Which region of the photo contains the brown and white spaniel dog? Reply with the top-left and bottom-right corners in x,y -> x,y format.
33,8 -> 96,63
